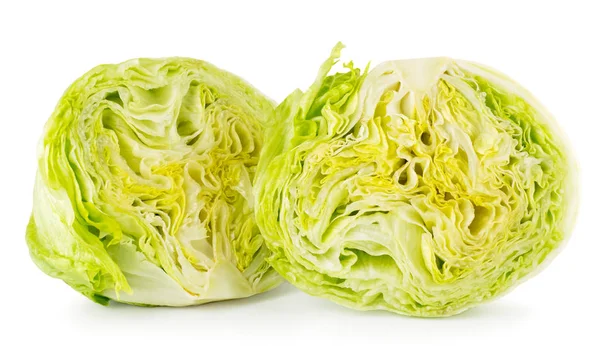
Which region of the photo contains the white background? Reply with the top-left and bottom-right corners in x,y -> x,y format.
1,0 -> 598,345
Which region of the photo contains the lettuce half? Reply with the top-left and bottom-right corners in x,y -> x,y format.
27,57 -> 281,306
256,44 -> 578,317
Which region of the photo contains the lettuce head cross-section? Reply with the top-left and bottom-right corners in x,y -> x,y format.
256,44 -> 578,317
27,57 -> 281,306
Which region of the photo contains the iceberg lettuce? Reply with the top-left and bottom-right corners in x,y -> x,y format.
27,57 -> 281,306
255,44 -> 578,316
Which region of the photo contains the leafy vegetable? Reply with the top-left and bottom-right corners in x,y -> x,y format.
256,44 -> 578,317
27,57 -> 281,306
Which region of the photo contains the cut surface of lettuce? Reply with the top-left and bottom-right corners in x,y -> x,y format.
27,57 -> 281,306
256,44 -> 578,317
